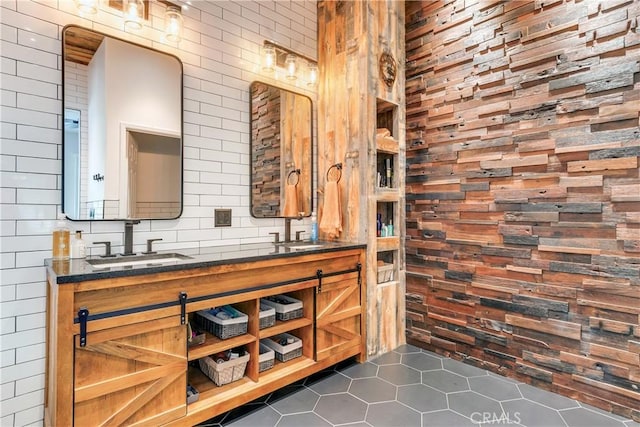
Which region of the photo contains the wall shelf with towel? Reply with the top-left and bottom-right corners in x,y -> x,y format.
371,97 -> 406,354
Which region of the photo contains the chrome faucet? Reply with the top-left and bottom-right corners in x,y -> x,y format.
123,220 -> 140,256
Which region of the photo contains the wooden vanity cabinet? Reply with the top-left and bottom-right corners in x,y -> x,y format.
46,247 -> 366,427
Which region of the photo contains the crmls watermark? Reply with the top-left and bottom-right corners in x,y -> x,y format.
470,412 -> 522,425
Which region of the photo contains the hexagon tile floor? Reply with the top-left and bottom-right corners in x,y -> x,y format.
199,344 -> 640,427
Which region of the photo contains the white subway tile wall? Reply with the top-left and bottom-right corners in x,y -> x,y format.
0,0 -> 317,424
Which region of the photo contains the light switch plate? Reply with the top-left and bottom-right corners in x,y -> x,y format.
214,209 -> 232,227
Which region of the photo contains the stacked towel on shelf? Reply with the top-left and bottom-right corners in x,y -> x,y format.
282,183 -> 299,217
319,180 -> 342,239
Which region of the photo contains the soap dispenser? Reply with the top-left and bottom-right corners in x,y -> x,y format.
310,212 -> 318,242
71,230 -> 86,259
52,214 -> 70,261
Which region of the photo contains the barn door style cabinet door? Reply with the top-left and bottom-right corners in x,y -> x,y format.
315,264 -> 363,361
74,317 -> 187,426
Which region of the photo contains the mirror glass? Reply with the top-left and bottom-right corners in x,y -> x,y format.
250,81 -> 313,218
62,25 -> 183,220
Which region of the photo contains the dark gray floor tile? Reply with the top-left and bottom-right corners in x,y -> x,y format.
397,384 -> 447,413
225,405 -> 281,427
307,372 -> 351,394
336,421 -> 371,427
422,350 -> 444,359
488,371 -> 523,384
422,409 -> 476,427
448,391 -> 503,419
340,362 -> 379,379
207,351 -> 637,427
502,398 -> 566,427
517,383 -> 578,410
267,384 -> 306,405
377,364 -> 421,385
472,411 -> 524,426
314,393 -> 368,425
469,375 -> 522,401
478,421 -> 524,427
560,408 -> 627,427
335,423 -> 372,427
305,367 -> 339,386
216,402 -> 270,426
579,402 -> 631,421
401,352 -> 442,371
393,344 -> 422,354
269,387 -> 319,414
349,377 -> 397,403
442,358 -> 489,377
276,412 -> 332,427
370,351 -> 402,365
422,370 -> 469,393
366,401 -> 421,427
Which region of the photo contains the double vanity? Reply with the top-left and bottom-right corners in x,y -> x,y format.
53,24 -> 358,427
45,242 -> 366,426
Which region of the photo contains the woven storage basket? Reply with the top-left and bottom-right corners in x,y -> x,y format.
258,342 -> 275,372
261,295 -> 303,321
377,263 -> 393,283
262,333 -> 303,362
259,304 -> 276,329
195,306 -> 248,339
198,352 -> 249,386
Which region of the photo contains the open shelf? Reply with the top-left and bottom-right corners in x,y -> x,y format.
376,236 -> 400,251
375,189 -> 399,202
187,356 -> 315,410
376,136 -> 399,154
187,365 -> 254,408
259,317 -> 312,339
188,332 -> 256,361
259,355 -> 314,379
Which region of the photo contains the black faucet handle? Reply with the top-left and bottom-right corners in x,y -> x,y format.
143,238 -> 163,254
93,241 -> 114,257
295,231 -> 305,242
269,232 -> 280,244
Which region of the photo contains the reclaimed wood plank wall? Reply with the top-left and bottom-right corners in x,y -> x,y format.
404,0 -> 639,421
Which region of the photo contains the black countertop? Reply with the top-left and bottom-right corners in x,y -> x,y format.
46,241 -> 366,284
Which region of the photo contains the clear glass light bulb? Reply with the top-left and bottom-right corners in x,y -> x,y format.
165,6 -> 183,43
285,54 -> 297,80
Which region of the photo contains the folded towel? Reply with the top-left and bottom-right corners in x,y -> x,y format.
319,180 -> 342,239
282,183 -> 299,217
376,128 -> 391,138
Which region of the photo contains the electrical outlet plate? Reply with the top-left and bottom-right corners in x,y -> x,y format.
214,209 -> 232,227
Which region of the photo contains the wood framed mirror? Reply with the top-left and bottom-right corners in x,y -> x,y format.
249,81 -> 313,218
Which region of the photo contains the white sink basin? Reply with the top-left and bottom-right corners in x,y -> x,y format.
286,244 -> 324,250
87,253 -> 191,269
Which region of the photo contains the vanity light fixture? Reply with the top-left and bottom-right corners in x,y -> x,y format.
75,0 -> 98,14
307,62 -> 318,86
261,40 -> 318,86
164,5 -> 183,43
262,45 -> 276,72
285,54 -> 298,80
123,0 -> 145,31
